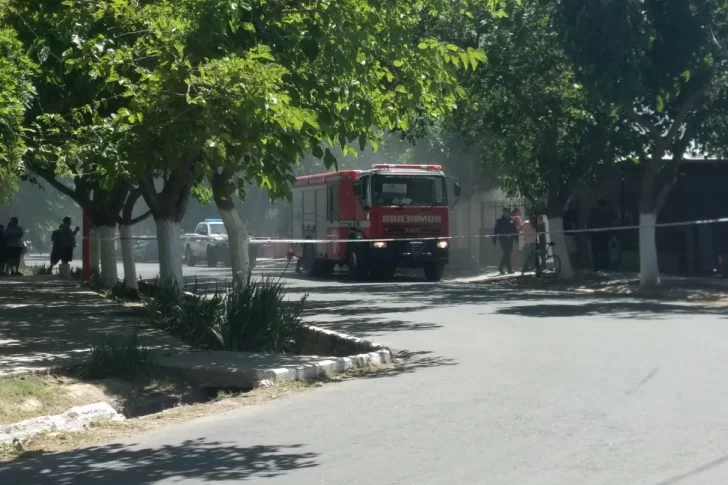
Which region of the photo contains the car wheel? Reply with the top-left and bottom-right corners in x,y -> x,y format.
185,246 -> 196,267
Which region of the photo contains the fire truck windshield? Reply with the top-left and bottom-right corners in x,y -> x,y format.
371,174 -> 447,207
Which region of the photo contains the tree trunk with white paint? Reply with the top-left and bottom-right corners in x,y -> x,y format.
218,205 -> 250,287
639,212 -> 659,289
545,216 -> 575,279
97,225 -> 118,287
155,218 -> 183,290
119,224 -> 138,291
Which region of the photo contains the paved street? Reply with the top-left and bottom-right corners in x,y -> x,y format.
4,257 -> 728,483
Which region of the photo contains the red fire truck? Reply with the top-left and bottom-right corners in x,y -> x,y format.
289,164 -> 461,281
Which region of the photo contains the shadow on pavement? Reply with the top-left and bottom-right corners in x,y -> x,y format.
0,277 -> 182,376
495,301 -> 727,319
307,317 -> 444,338
0,438 -> 319,485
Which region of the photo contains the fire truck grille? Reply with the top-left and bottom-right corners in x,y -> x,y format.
408,242 -> 425,255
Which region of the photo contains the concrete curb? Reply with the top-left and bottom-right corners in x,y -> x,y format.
0,402 -> 125,445
158,326 -> 393,389
253,324 -> 393,386
255,349 -> 393,385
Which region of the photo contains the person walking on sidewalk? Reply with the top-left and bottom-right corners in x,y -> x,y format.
48,227 -> 61,273
493,207 -> 517,274
4,217 -> 24,276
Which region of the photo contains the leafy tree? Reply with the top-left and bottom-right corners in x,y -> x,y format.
80,0 -> 488,286
447,0 -> 618,277
5,0 -> 152,285
554,0 -> 728,287
0,21 -> 34,204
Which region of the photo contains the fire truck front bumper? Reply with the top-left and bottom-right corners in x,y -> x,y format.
367,239 -> 449,266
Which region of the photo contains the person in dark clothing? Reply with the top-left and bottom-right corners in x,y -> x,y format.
587,199 -> 612,271
58,217 -> 80,263
5,217 -> 24,275
48,217 -> 80,274
48,228 -> 62,273
493,207 -> 517,274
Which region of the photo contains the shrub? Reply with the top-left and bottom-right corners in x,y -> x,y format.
145,275 -> 307,353
145,279 -> 227,350
217,276 -> 307,353
85,329 -> 158,380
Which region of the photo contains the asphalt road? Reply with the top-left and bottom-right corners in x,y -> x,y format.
6,257 -> 728,484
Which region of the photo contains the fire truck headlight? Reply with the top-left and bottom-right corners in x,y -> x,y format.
372,241 -> 387,249
437,240 -> 449,249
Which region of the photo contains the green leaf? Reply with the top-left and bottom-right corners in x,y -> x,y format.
312,145 -> 324,158
656,95 -> 665,113
393,59 -> 404,68
358,134 -> 366,152
417,42 -> 429,50
459,52 -> 470,70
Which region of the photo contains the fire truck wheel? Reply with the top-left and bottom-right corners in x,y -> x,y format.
370,264 -> 396,281
424,262 -> 445,282
316,261 -> 334,277
347,249 -> 369,281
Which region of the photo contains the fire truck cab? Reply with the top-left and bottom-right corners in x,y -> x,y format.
290,164 -> 460,281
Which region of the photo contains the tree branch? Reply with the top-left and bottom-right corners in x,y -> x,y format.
35,170 -> 86,206
138,176 -> 159,215
665,77 -> 713,147
128,210 -> 152,226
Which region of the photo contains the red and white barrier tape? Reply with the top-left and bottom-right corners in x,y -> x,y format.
76,215 -> 728,244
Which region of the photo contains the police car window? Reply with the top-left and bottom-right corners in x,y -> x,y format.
209,224 -> 227,235
195,224 -> 206,234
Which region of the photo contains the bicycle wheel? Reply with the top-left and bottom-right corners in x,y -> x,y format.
540,254 -> 561,283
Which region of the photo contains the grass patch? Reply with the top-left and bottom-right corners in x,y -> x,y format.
19,264 -> 50,276
0,374 -> 102,426
0,378 -> 321,463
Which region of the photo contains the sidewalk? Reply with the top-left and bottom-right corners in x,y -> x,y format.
0,276 -> 184,376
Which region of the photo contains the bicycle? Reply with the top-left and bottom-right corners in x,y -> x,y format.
520,241 -> 562,283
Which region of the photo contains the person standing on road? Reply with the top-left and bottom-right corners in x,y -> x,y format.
493,207 -> 517,275
4,217 -> 24,276
48,227 -> 62,273
511,208 -> 523,270
57,217 -> 80,266
522,212 -> 541,276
